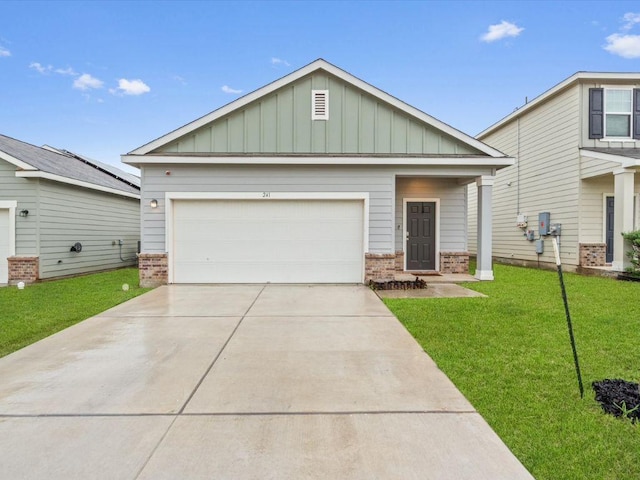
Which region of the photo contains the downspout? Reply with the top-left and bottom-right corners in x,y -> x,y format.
516,117 -> 521,215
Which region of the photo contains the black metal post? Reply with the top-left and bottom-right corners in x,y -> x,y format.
551,237 -> 584,398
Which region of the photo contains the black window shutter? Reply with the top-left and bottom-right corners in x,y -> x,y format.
633,89 -> 640,139
589,88 -> 604,139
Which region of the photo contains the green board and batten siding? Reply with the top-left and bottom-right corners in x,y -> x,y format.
154,73 -> 481,156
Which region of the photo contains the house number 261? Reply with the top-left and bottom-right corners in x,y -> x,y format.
262,192 -> 271,198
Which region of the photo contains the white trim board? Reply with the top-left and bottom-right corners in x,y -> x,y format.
402,198 -> 440,272
0,201 -> 18,284
123,154 -> 514,168
164,192 -> 370,284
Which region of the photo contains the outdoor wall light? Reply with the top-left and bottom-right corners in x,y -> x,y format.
19,209 -> 29,217
150,199 -> 158,208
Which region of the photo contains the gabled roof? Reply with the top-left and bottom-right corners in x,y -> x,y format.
478,72 -> 640,139
0,134 -> 140,198
127,58 -> 506,159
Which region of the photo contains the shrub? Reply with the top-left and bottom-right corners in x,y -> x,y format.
622,230 -> 640,276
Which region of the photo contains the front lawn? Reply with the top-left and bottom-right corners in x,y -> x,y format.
0,268 -> 150,358
385,264 -> 640,480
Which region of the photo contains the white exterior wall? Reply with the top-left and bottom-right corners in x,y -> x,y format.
141,165 -> 395,254
471,85 -> 582,265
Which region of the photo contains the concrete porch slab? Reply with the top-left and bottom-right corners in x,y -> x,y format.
376,283 -> 486,299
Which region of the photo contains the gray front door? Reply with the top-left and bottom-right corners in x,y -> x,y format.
406,202 -> 436,270
606,196 -> 614,263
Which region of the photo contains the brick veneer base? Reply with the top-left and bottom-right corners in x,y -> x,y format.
8,256 -> 39,284
139,253 -> 168,287
394,251 -> 404,272
579,243 -> 606,267
439,252 -> 470,274
365,253 -> 396,281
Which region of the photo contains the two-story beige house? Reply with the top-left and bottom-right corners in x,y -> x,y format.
469,72 -> 640,272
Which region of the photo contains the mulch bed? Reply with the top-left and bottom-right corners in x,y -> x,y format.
369,277 -> 427,290
592,379 -> 640,423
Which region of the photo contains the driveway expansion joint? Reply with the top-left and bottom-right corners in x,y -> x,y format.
177,284 -> 267,415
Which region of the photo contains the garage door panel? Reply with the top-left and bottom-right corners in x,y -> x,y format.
172,199 -> 364,283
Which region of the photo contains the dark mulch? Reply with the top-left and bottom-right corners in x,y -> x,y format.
369,277 -> 427,290
592,379 -> 640,423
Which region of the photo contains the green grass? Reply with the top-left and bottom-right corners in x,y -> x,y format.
385,264 -> 640,480
0,268 -> 150,358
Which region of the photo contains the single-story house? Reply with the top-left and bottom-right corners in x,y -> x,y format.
468,72 -> 640,272
0,134 -> 141,284
123,59 -> 513,287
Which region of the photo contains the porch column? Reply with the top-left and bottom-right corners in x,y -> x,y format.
612,168 -> 636,271
475,175 -> 495,280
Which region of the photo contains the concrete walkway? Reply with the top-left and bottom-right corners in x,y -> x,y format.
0,285 -> 533,479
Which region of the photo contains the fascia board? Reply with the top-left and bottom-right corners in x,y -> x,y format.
15,171 -> 141,199
122,154 -> 514,168
0,151 -> 38,171
128,58 -> 505,159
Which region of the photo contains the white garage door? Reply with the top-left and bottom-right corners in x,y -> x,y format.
0,209 -> 10,284
172,199 -> 364,283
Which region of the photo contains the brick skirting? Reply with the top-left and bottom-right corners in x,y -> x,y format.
579,243 -> 606,267
439,252 -> 470,274
139,253 -> 168,287
394,251 -> 404,272
365,253 -> 396,281
8,256 -> 39,284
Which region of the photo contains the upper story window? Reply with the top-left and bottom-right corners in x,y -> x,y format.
605,89 -> 632,137
589,87 -> 640,140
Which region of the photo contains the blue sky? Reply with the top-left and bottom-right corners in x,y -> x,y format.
1,1 -> 640,173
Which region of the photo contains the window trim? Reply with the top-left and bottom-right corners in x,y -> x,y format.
603,86 -> 634,141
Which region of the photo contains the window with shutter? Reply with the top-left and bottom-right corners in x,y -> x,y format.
591,87 -> 640,140
312,90 -> 329,120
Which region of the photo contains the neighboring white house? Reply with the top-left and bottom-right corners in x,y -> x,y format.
0,134 -> 141,284
468,72 -> 640,272
123,59 -> 513,287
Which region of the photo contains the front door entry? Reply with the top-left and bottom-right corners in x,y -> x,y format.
406,201 -> 436,270
606,196 -> 614,264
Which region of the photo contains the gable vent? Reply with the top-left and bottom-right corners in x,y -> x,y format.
312,90 -> 329,120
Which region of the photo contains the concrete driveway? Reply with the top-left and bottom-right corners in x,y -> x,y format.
0,285 -> 533,479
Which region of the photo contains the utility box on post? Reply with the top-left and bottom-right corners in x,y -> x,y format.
539,212 -> 550,236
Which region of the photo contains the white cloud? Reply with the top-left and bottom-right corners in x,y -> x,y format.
55,67 -> 77,76
622,12 -> 640,31
271,57 -> 290,67
113,78 -> 150,95
604,33 -> 640,58
481,21 -> 524,43
173,75 -> 187,85
29,62 -> 52,74
221,85 -> 242,94
0,46 -> 10,57
73,73 -> 104,90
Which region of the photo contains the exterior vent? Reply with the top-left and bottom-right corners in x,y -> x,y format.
312,90 -> 329,120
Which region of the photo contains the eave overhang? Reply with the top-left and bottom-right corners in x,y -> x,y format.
122,154 -> 514,169
15,171 -> 141,199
